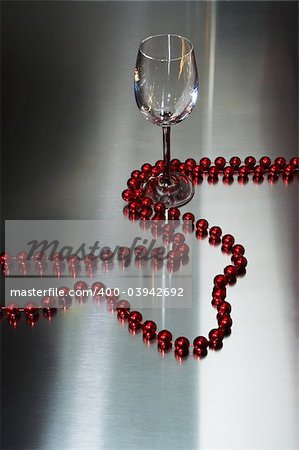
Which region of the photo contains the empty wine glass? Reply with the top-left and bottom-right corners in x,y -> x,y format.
134,34 -> 199,207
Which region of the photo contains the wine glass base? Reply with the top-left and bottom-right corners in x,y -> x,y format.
144,171 -> 194,208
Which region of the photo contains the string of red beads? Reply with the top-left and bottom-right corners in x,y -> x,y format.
122,156 -> 298,221
118,155 -> 298,360
1,155 -> 297,363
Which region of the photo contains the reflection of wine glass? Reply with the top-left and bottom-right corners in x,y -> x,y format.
134,34 -> 199,207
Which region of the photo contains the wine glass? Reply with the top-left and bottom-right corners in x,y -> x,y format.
134,34 -> 199,207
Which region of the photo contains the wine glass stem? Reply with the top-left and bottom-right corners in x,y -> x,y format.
162,126 -> 171,183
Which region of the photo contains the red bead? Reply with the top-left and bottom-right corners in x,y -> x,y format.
92,282 -> 106,299
128,201 -> 141,213
142,320 -> 157,333
283,164 -> 294,177
116,300 -> 130,319
208,166 -> 219,178
84,253 -> 97,266
289,157 -> 299,168
154,202 -> 166,214
151,247 -> 165,260
223,166 -> 234,177
214,157 -> 226,170
68,254 -> 81,266
232,244 -> 245,257
209,339 -> 223,350
157,329 -> 172,343
229,156 -> 241,169
274,157 -> 287,168
217,301 -> 232,315
141,197 -> 153,208
100,248 -> 114,262
178,243 -> 189,256
199,157 -> 211,170
134,245 -> 147,259
74,280 -> 88,292
185,158 -> 196,171
26,313 -> 40,326
8,315 -> 22,328
233,255 -> 248,269
41,296 -> 56,308
214,274 -> 227,288
179,163 -> 186,174
0,252 -> 12,265
218,314 -> 233,329
152,213 -> 166,222
129,310 -> 143,323
151,167 -> 161,177
269,164 -> 280,175
254,165 -> 265,177
24,302 -> 39,317
6,303 -> 21,317
134,189 -> 145,200
244,156 -> 256,169
117,246 -> 131,260
140,208 -> 152,220
127,177 -> 140,189
193,165 -> 203,176
209,328 -> 225,340
222,234 -> 235,248
170,159 -> 181,171
224,265 -> 238,278
58,286 -> 72,300
131,169 -> 141,179
17,252 -> 28,263
142,321 -> 157,339
33,252 -> 46,263
175,336 -> 190,353
238,165 -> 250,177
163,224 -> 175,234
193,336 -> 209,349
141,163 -> 152,173
196,219 -> 209,231
51,252 -> 64,264
182,212 -> 195,223
155,160 -> 165,170
173,232 -> 185,246
167,249 -> 181,261
193,347 -> 208,358
139,172 -> 150,182
212,287 -> 227,301
259,156 -> 271,168
43,308 -> 57,320
105,288 -> 119,302
168,207 -> 180,220
209,226 -> 222,239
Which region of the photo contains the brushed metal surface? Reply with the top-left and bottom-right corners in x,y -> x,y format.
1,2 -> 298,450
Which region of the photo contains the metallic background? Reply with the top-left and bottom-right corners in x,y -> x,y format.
1,1 -> 298,449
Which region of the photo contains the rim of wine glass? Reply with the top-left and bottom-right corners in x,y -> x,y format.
139,34 -> 194,62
